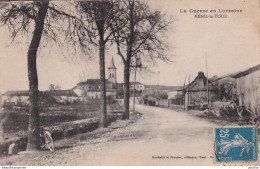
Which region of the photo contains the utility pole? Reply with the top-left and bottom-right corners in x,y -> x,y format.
205,53 -> 209,107
188,75 -> 190,107
133,63 -> 137,114
157,71 -> 160,92
181,74 -> 187,107
157,71 -> 160,106
132,57 -> 141,114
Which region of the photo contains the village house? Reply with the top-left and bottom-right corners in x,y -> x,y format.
75,57 -> 145,101
166,73 -> 237,109
1,89 -> 81,105
76,79 -> 117,100
43,90 -> 80,104
75,57 -> 118,100
232,64 -> 260,119
129,82 -> 145,92
1,91 -> 29,106
183,72 -> 218,109
117,81 -> 145,98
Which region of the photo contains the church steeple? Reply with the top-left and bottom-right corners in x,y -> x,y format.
108,57 -> 117,83
109,57 -> 116,69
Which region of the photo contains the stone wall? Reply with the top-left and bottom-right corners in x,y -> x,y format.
0,114 -> 120,157
236,70 -> 260,118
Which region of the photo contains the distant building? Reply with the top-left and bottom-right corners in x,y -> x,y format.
75,57 -> 118,100
76,79 -> 117,100
117,81 -> 145,93
232,64 -> 260,118
75,57 -> 146,100
44,90 -> 80,104
2,91 -> 29,105
167,86 -> 183,105
130,82 -> 145,92
1,89 -> 81,105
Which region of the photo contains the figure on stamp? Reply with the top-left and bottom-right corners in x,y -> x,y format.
218,133 -> 254,157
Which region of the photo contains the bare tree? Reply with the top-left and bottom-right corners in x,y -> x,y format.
0,1 -> 88,150
112,0 -> 173,120
220,84 -> 236,101
77,1 -> 123,127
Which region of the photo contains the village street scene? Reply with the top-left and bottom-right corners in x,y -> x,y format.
0,0 -> 259,166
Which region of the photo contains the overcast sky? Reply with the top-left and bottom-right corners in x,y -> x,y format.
0,0 -> 259,93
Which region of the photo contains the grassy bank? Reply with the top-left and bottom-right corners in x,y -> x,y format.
0,100 -> 124,156
3,101 -> 121,139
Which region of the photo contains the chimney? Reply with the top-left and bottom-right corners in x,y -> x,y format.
198,72 -> 205,78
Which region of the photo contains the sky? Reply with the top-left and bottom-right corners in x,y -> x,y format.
0,0 -> 259,93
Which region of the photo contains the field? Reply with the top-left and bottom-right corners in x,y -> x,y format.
3,100 -> 122,139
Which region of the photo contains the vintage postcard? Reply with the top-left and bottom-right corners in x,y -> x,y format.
0,0 -> 259,166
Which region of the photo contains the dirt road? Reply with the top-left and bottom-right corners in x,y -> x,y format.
0,104 -> 259,166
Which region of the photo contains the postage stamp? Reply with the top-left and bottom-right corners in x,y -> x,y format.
214,126 -> 258,162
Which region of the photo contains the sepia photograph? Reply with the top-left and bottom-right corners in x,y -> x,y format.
0,0 -> 259,166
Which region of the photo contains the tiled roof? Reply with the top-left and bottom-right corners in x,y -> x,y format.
2,90 -> 78,97
87,89 -> 117,92
232,64 -> 260,78
77,79 -> 111,86
129,81 -> 143,85
2,90 -> 29,96
187,84 -> 217,92
184,72 -> 218,92
117,81 -> 143,86
43,90 -> 78,97
209,72 -> 237,83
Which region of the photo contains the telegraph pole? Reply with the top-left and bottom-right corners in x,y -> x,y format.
205,53 -> 209,106
132,57 -> 141,114
133,63 -> 137,114
181,74 -> 187,107
188,75 -> 190,107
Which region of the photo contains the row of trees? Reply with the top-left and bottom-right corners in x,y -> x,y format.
0,0 -> 172,151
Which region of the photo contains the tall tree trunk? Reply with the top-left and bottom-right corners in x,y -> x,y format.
99,34 -> 108,128
122,64 -> 130,120
27,1 -> 49,151
122,0 -> 134,120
